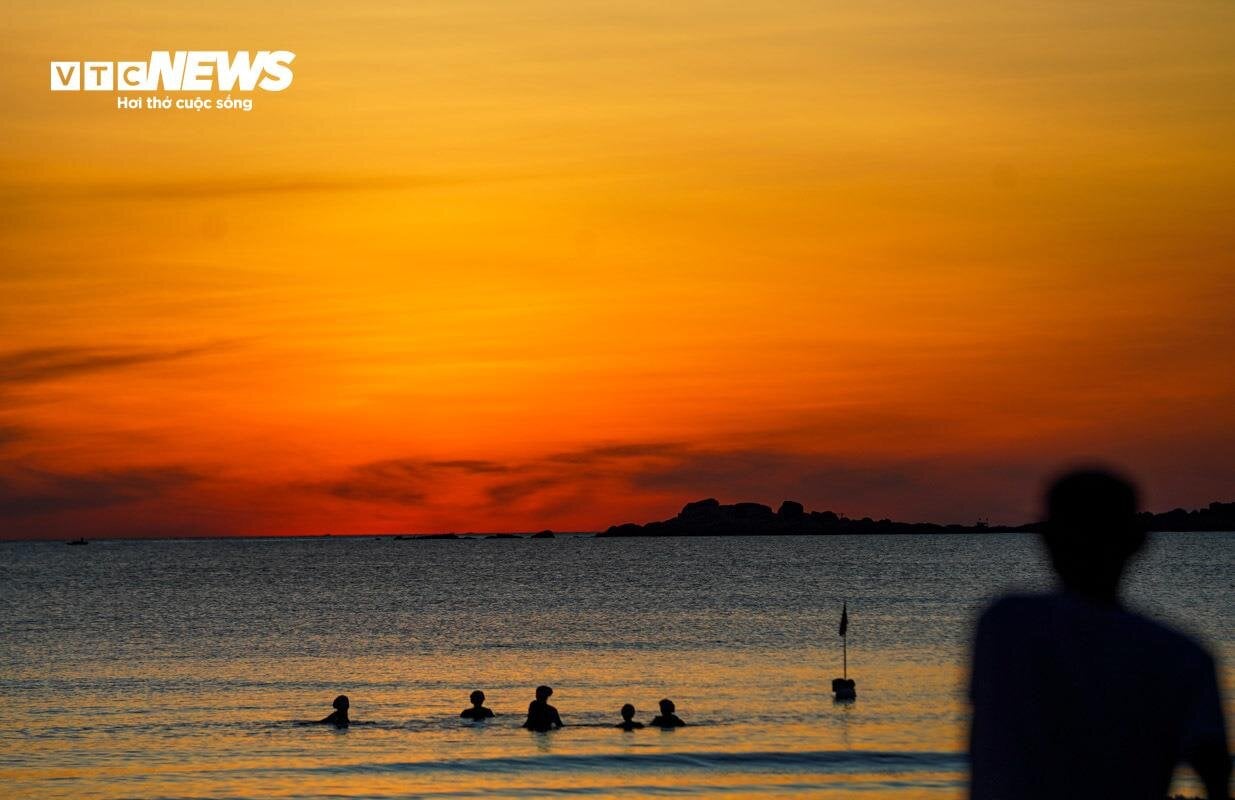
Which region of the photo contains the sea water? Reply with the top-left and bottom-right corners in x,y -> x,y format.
2,533 -> 1231,798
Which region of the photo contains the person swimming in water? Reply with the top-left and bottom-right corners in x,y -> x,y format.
616,703 -> 644,731
522,685 -> 563,732
318,695 -> 350,728
460,690 -> 495,720
649,698 -> 685,728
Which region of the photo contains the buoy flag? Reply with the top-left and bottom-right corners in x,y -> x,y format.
839,602 -> 848,637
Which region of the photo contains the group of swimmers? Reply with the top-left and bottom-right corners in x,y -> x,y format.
314,685 -> 686,731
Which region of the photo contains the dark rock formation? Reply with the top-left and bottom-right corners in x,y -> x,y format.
1140,501 -> 1235,532
778,500 -> 804,521
597,498 -> 1235,537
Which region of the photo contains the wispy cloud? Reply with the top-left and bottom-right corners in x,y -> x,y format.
544,442 -> 688,464
425,459 -> 513,474
0,425 -> 26,449
315,443 -> 677,509
316,459 -> 428,505
316,441 -> 824,514
79,175 -> 459,201
5,172 -> 524,203
0,465 -> 199,517
310,440 -> 1038,526
320,457 -> 526,505
0,343 -> 232,388
486,475 -> 572,506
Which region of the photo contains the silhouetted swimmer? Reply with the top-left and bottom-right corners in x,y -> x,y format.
616,703 -> 644,731
522,685 -> 563,732
970,469 -> 1230,800
460,690 -> 494,720
319,695 -> 350,728
649,698 -> 685,728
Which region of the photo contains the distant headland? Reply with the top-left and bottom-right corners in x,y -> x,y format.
595,498 -> 1235,537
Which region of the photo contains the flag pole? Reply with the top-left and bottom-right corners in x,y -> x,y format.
839,600 -> 849,676
832,601 -> 856,700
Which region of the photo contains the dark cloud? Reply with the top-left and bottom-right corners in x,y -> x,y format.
425,459 -> 512,474
545,442 -> 687,464
318,459 -> 427,505
0,343 -> 231,388
316,443 -> 678,508
311,441 -> 1027,524
315,443 -> 844,513
486,475 -> 573,506
470,445 -> 927,517
0,425 -> 27,448
0,465 -> 199,517
480,442 -> 686,509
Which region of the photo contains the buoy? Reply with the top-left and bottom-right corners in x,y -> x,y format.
832,677 -> 857,700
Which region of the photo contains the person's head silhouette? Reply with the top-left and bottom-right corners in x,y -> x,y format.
621,703 -> 636,721
658,698 -> 675,714
1042,469 -> 1143,602
535,685 -> 553,702
470,690 -> 485,707
332,695 -> 350,712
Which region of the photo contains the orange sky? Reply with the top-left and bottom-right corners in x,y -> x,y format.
2,1 -> 1234,537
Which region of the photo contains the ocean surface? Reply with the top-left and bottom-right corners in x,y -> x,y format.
2,533 -> 1232,799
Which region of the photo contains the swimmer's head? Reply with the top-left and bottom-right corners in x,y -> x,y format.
470,690 -> 486,705
621,703 -> 636,720
332,695 -> 349,711
535,685 -> 553,701
658,698 -> 675,714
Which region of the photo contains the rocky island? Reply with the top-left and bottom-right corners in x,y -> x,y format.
597,498 -> 1235,537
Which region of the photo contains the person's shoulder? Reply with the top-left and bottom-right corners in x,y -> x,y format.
972,593 -> 1070,652
1116,605 -> 1214,666
985,594 -> 1215,668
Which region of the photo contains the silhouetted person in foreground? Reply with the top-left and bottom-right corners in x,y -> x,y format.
461,690 -> 495,720
616,703 -> 644,731
319,695 -> 350,728
522,685 -> 563,732
649,698 -> 685,728
969,469 -> 1230,800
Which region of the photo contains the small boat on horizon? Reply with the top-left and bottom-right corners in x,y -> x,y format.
66,538 -> 88,546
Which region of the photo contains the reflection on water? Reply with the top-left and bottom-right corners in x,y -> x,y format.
1,533 -> 1231,798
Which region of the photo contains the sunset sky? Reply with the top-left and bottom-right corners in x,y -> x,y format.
2,1 -> 1234,537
